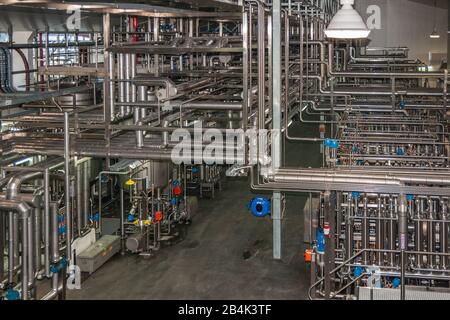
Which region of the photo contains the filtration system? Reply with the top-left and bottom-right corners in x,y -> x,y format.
0,0 -> 449,300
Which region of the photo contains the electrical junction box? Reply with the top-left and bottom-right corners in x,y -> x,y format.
76,235 -> 120,274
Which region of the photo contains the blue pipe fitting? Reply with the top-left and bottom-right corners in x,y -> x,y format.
191,166 -> 200,174
248,197 -> 271,218
324,139 -> 340,149
407,194 -> 414,201
392,277 -> 401,288
351,191 -> 361,199
5,289 -> 20,300
58,225 -> 66,235
50,257 -> 67,274
316,228 -> 325,254
89,213 -> 100,222
354,266 -> 364,278
127,213 -> 135,222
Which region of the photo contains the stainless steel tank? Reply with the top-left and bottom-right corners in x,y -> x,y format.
110,160 -> 170,189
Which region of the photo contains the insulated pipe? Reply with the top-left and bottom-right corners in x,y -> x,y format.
327,43 -> 449,79
83,161 -> 90,228
398,194 -> 407,300
118,53 -> 127,117
0,211 -> 4,283
272,168 -> 450,186
64,112 -> 72,261
8,212 -> 16,284
41,202 -> 62,300
2,161 -> 63,278
43,169 -> 50,277
271,172 -> 402,186
0,200 -> 31,300
0,192 -> 43,281
135,86 -> 146,148
34,206 -> 42,278
76,162 -> 82,236
114,101 -> 243,110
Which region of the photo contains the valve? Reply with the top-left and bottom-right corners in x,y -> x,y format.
50,257 -> 67,274
154,211 -> 163,223
191,166 -> 200,174
125,179 -> 136,186
351,191 -> 360,199
89,212 -> 100,223
248,197 -> 271,218
304,249 -> 313,263
354,266 -> 364,278
173,185 -> 182,197
5,288 -> 20,300
392,277 -> 401,289
396,147 -> 405,156
58,225 -> 66,235
316,228 -> 325,254
324,139 -> 340,149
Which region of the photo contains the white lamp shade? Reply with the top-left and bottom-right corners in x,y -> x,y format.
325,0 -> 371,39
430,29 -> 440,39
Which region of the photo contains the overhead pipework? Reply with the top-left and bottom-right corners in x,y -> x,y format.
0,0 -> 449,301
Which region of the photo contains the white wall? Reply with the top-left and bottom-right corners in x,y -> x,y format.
354,0 -> 448,68
12,31 -> 33,91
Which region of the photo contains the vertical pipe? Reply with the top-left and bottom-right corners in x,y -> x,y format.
441,200 -> 448,270
399,194 -> 407,301
272,0 -> 282,260
51,202 -> 62,299
347,193 -> 354,270
120,187 -> 125,254
428,198 -> 435,268
13,212 -> 19,274
8,212 -> 15,283
0,212 -> 4,282
135,86 -> 146,148
76,163 -> 82,237
242,8 -> 249,131
109,51 -> 115,118
21,214 -> 29,300
44,168 -> 50,277
389,196 -> 395,266
118,54 -> 126,116
64,112 -> 72,261
103,13 -> 112,172
34,207 -> 41,276
363,196 -> 369,265
153,17 -> 160,77
83,161 -> 90,228
27,209 -> 35,298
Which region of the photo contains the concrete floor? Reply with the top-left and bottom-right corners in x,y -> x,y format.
67,122 -> 321,300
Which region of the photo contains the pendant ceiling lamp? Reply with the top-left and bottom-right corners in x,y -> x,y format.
430,0 -> 440,39
325,0 -> 371,39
